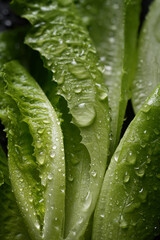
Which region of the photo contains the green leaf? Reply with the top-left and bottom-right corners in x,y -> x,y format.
76,0 -> 141,153
132,0 -> 160,114
59,98 -> 91,239
1,60 -> 65,240
0,185 -> 31,240
0,28 -> 33,240
0,72 -> 43,240
0,144 -> 31,240
93,84 -> 160,239
0,27 -> 49,90
0,28 -> 33,122
0,144 -> 8,186
11,1 -> 110,238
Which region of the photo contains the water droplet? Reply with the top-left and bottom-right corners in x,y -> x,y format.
100,56 -> 106,62
91,170 -> 97,177
120,216 -> 128,229
113,3 -> 119,9
37,141 -> 42,149
50,152 -> 55,158
57,76 -> 64,85
156,173 -> 160,179
48,174 -> 53,180
123,172 -> 130,183
139,188 -> 147,202
153,185 -> 158,191
59,0 -> 72,6
43,119 -> 49,124
69,63 -> 90,80
68,174 -> 74,182
104,65 -> 112,75
0,171 -> 4,186
108,37 -> 115,43
146,156 -> 151,164
35,222 -> 40,230
62,85 -> 66,93
40,175 -> 47,186
9,129 -> 13,135
143,130 -> 149,141
154,128 -> 160,135
83,191 -> 92,211
99,91 -> 108,101
82,15 -> 91,25
61,189 -> 65,194
95,83 -> 108,101
96,133 -> 101,140
15,233 -> 23,239
38,152 -> 45,165
141,142 -> 146,148
29,197 -> 33,203
38,128 -> 44,134
111,25 -> 117,31
135,167 -> 145,177
71,154 -> 80,165
78,217 -> 83,224
124,202 -> 141,213
142,104 -> 151,113
114,151 -> 120,162
127,151 -> 136,165
4,19 -> 12,27
72,103 -> 96,127
75,87 -> 82,94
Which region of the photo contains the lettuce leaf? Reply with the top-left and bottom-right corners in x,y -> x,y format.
11,0 -> 110,238
0,144 -> 30,240
1,60 -> 65,240
93,84 -> 160,239
0,29 -> 33,239
76,0 -> 141,153
132,0 -> 160,114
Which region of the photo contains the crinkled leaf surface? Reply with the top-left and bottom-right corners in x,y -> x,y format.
59,98 -> 91,239
11,0 -> 110,239
0,72 -> 43,240
93,84 -> 160,239
132,0 -> 160,114
76,0 -> 141,153
0,28 -> 38,240
1,60 -> 65,240
0,144 -> 30,240
0,28 -> 31,121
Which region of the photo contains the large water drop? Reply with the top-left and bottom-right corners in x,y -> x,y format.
72,103 -> 96,127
